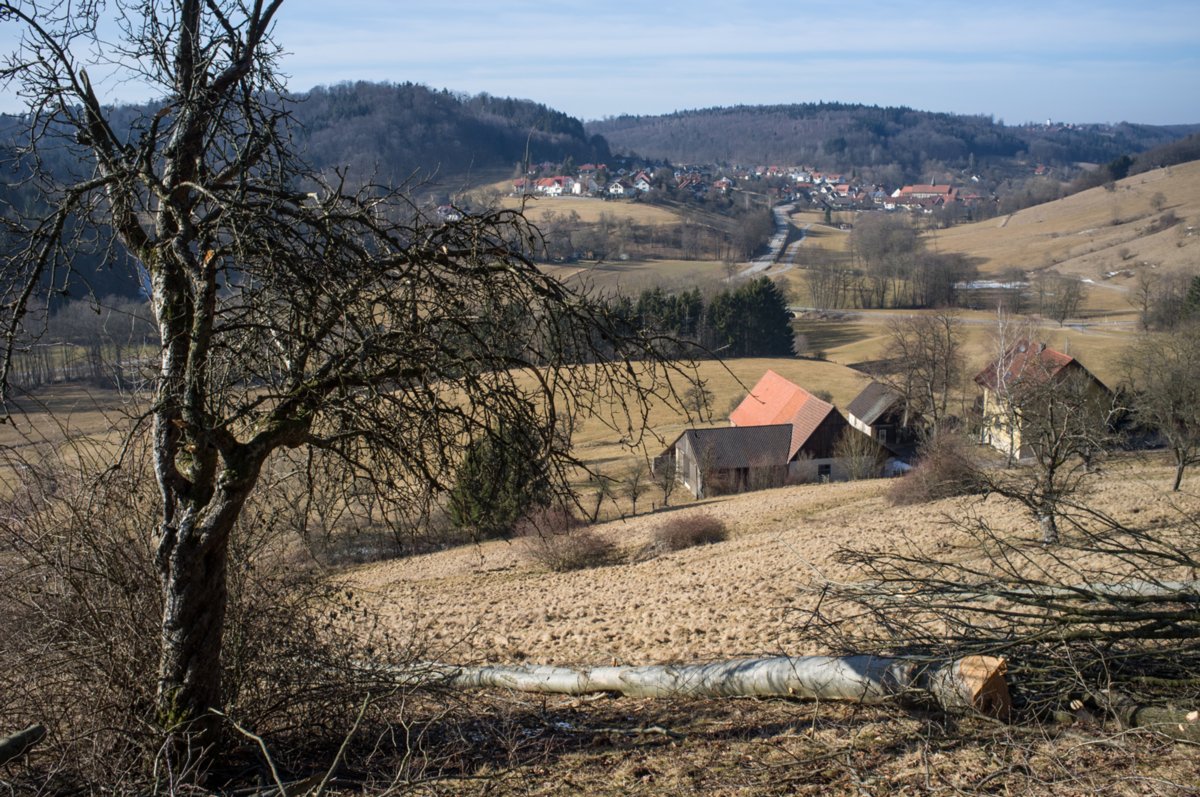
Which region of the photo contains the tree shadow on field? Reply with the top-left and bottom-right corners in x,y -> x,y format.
407,693 -> 1189,796
791,318 -> 870,352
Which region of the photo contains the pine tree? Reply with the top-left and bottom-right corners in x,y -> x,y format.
449,417 -> 551,539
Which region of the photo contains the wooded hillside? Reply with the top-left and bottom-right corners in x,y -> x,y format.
587,103 -> 1198,180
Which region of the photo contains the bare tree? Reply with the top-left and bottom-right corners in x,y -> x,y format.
878,311 -> 962,437
1122,323 -> 1200,491
978,312 -> 1040,466
653,456 -> 677,508
0,0 -> 689,765
979,368 -> 1117,544
1035,271 -> 1088,326
832,428 -> 886,481
623,459 -> 649,516
849,214 -> 920,308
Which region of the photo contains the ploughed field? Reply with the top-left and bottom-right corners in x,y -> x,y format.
349,455 -> 1196,668
345,455 -> 1200,795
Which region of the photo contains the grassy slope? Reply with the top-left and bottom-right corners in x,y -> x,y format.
932,161 -> 1200,286
498,195 -> 684,226
541,259 -> 729,295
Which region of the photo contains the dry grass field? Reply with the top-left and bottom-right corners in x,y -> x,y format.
933,161 -> 1200,284
345,453 -> 1200,795
541,257 -> 730,294
353,454 -> 1197,663
498,194 -> 684,226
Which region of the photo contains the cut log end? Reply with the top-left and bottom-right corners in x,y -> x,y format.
952,656 -> 1011,719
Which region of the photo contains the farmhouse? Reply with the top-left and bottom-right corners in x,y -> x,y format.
659,425 -> 792,499
974,340 -> 1111,459
846,381 -> 910,448
656,371 -> 895,497
729,370 -> 858,483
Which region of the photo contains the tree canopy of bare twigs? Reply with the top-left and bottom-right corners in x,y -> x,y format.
0,0 -> 693,769
1121,322 -> 1200,491
878,311 -> 962,436
803,506 -> 1200,723
978,368 -> 1119,544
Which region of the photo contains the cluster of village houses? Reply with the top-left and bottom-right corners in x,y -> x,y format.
656,340 -> 1109,499
510,161 -> 990,213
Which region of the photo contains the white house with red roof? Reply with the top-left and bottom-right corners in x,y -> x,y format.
974,340 -> 1111,458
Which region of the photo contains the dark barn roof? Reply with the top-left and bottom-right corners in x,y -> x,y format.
846,381 -> 902,427
667,424 -> 793,469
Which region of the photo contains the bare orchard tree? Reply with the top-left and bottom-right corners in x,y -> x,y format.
1035,271 -> 1088,326
980,311 -> 1041,466
832,428 -> 886,481
978,368 -> 1118,544
623,459 -> 650,517
1121,322 -> 1200,491
878,311 -> 962,437
0,0 -> 691,764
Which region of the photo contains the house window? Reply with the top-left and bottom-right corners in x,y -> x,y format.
817,463 -> 832,481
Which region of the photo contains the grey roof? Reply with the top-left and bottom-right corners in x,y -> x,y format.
846,381 -> 902,427
669,424 -> 793,469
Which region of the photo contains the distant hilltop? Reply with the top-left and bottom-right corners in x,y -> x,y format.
586,103 -> 1200,182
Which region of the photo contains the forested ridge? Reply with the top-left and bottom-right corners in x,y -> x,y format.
1,81 -> 609,187
5,85 -> 1200,303
0,82 -> 612,299
292,81 -> 611,184
587,102 -> 1199,179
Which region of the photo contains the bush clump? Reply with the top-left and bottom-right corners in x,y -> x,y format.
0,440 -> 425,790
889,432 -> 985,505
652,513 -> 729,551
519,508 -> 619,572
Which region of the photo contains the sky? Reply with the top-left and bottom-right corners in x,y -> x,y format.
2,1 -> 1198,125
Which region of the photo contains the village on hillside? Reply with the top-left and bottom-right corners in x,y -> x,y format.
507,159 -> 995,215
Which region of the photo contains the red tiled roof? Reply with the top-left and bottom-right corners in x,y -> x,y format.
974,340 -> 1075,392
730,370 -> 838,460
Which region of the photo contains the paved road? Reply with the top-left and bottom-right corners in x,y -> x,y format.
737,203 -> 796,279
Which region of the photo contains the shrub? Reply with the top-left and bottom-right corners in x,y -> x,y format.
889,432 -> 985,505
519,508 -> 619,572
652,513 -> 729,551
0,438 -> 423,789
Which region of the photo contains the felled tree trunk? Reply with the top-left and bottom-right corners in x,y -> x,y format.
413,655 -> 1010,719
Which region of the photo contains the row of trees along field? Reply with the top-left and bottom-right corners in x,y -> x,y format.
806,213 -> 1093,321
806,214 -> 979,310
